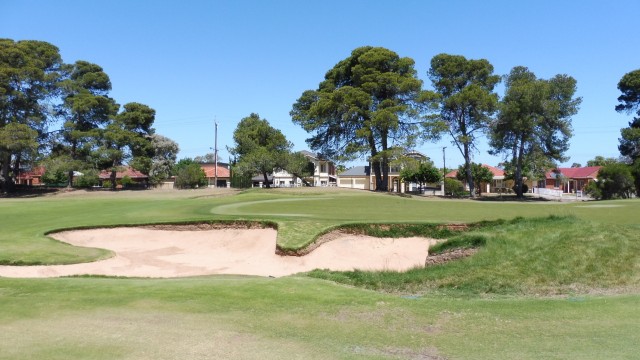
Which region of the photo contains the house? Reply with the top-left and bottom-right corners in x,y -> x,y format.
445,164 -> 509,194
16,166 -> 45,186
251,174 -> 274,188
271,151 -> 337,187
540,166 -> 601,193
337,166 -> 371,190
99,167 -> 148,187
200,163 -> 231,188
369,151 -> 431,193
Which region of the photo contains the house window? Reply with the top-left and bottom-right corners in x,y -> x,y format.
320,164 -> 326,173
554,178 -> 560,188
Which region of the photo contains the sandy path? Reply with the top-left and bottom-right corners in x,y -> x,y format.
0,227 -> 437,278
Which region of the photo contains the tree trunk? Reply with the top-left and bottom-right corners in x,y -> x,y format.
68,143 -> 76,188
515,136 -> 525,198
463,143 -> 475,198
110,168 -> 117,190
1,152 -> 13,193
262,172 -> 270,188
292,173 -> 312,187
371,158 -> 384,191
368,134 -> 386,192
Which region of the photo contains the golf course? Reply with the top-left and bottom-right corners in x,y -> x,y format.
1,187 -> 639,359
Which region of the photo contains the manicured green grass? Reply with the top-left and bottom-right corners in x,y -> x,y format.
1,188 -> 640,359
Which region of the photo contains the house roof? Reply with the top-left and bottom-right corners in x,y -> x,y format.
546,166 -> 601,180
299,150 -> 318,160
404,150 -> 429,161
99,167 -> 148,179
445,164 -> 505,179
200,164 -> 230,178
339,166 -> 370,177
16,166 -> 45,180
251,174 -> 274,182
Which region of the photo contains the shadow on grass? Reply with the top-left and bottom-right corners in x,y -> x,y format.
472,194 -> 552,202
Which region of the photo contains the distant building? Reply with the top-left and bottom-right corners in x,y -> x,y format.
540,166 -> 601,193
445,164 -> 507,193
337,166 -> 371,190
269,151 -> 336,187
200,163 -> 231,188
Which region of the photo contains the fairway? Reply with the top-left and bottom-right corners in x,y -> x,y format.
1,188 -> 639,359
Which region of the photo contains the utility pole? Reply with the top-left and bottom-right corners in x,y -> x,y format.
441,146 -> 447,195
214,118 -> 218,188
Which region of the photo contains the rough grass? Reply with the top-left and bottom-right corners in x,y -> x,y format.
308,216 -> 640,296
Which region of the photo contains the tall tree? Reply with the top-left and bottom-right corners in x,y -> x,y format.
229,113 -> 291,188
616,69 -> 640,195
148,134 -> 179,185
193,153 -> 218,163
56,60 -> 118,187
586,155 -> 618,167
291,46 -> 424,191
489,66 -> 581,197
96,102 -> 155,189
0,39 -> 62,192
423,54 -> 500,198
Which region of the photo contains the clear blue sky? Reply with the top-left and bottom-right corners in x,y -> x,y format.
2,0 -> 638,169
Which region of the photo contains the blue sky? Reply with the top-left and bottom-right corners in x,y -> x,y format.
2,0 -> 639,169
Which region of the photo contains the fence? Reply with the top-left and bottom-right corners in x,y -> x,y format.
533,187 -> 584,199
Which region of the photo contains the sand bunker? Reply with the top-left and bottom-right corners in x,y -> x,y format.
0,227 -> 438,278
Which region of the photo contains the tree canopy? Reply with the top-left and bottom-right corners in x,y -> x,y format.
616,69 -> 640,196
399,159 -> 440,191
489,66 -> 581,197
229,113 -> 291,188
455,163 -> 494,196
0,39 -> 178,192
423,54 -> 500,197
291,46 -> 424,191
0,39 -> 63,192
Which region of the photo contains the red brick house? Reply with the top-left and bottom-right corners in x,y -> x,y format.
541,166 -> 601,193
445,164 -> 509,193
16,166 -> 45,186
99,167 -> 148,187
200,163 -> 231,187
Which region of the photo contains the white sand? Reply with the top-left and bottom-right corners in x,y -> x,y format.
0,227 -> 437,278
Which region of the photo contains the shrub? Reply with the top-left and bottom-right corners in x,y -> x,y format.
594,163 -> 635,199
584,181 -> 602,199
512,183 -> 529,194
102,180 -> 112,189
175,163 -> 207,189
41,169 -> 67,186
444,178 -> 465,197
74,170 -> 99,188
120,175 -> 134,188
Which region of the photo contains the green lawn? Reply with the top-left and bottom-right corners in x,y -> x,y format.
1,188 -> 639,359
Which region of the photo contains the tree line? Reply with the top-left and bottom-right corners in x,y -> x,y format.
4,41 -> 638,196
286,46 -> 640,198
0,39 -> 179,192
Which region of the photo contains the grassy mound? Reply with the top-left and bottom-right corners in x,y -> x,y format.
308,216 -> 640,296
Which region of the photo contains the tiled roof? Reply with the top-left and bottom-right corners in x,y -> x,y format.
16,166 -> 45,180
546,166 -> 601,179
200,164 -> 230,178
446,164 -> 505,178
99,167 -> 148,179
